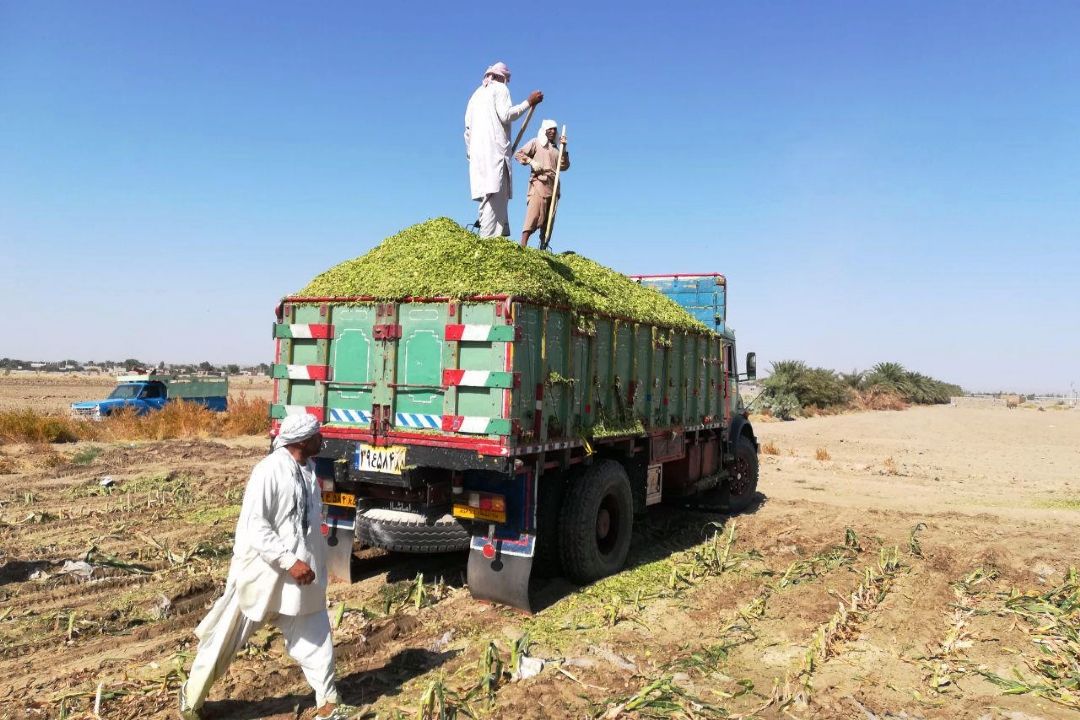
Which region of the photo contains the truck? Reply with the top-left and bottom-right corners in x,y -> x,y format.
71,374 -> 229,419
274,272 -> 757,611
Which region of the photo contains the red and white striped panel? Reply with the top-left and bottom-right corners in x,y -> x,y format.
281,364 -> 331,381
289,323 -> 333,339
444,324 -> 513,341
442,415 -> 496,434
276,405 -> 325,422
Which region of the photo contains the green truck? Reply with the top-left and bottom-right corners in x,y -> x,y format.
272,273 -> 758,610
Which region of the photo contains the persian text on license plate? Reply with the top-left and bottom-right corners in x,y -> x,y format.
354,443 -> 407,475
321,492 -> 356,507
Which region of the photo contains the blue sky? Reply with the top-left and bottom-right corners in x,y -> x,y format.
2,1 -> 1077,393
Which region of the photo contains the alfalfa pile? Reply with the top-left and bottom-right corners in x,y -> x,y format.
298,218 -> 708,332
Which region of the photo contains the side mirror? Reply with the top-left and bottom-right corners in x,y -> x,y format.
745,352 -> 757,381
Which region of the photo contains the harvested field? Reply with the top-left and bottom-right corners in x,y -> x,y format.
0,374 -> 274,413
1,404 -> 1078,719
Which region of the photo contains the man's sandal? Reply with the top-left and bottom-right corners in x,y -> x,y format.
315,703 -> 367,720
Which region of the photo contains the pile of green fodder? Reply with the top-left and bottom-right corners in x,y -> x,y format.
297,218 -> 708,332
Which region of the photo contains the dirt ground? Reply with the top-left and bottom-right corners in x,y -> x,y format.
0,374 -> 274,412
1,403 -> 1078,719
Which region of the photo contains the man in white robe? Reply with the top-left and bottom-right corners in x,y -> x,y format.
180,414 -> 351,719
464,61 -> 543,237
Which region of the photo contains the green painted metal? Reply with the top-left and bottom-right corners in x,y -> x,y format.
276,294 -> 729,444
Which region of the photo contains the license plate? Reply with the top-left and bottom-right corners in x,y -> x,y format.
354,443 -> 408,475
321,492 -> 356,507
452,503 -> 506,524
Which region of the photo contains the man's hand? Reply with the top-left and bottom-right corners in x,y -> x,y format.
560,135 -> 567,146
288,559 -> 316,585
528,90 -> 544,106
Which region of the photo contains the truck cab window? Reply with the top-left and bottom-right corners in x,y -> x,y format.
141,385 -> 163,399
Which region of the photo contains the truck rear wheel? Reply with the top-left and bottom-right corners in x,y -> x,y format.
726,434 -> 759,512
356,508 -> 470,553
558,461 -> 634,584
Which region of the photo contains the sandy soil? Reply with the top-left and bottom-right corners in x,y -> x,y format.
1,404 -> 1077,719
0,374 -> 274,412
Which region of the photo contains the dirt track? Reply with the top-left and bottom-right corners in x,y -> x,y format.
1,404 -> 1078,719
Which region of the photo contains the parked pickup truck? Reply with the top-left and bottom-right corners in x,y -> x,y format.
271,269 -> 757,611
71,374 -> 228,419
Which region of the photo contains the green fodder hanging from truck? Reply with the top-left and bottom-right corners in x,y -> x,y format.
299,218 -> 707,332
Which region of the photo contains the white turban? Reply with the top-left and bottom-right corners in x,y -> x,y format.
482,61 -> 511,86
538,119 -> 557,145
273,413 -> 321,451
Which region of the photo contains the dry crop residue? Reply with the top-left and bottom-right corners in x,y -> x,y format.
1,404 -> 1078,718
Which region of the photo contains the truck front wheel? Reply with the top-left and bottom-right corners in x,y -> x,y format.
558,461 -> 634,584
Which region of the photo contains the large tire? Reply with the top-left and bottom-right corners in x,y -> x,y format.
356,508 -> 470,553
726,434 -> 759,512
558,461 -> 634,584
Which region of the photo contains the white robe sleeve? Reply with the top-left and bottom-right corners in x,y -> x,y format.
492,83 -> 530,125
239,463 -> 299,573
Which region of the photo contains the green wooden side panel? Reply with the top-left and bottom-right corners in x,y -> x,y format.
670,333 -> 686,424
593,319 -> 612,424
571,335 -> 589,431
327,304 -> 376,421
543,308 -> 572,440
395,303 -> 445,417
513,305 -> 542,438
614,324 -> 632,419
633,328 -> 651,422
684,333 -> 696,423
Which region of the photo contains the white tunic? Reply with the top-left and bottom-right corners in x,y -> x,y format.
229,447 -> 328,620
464,82 -> 531,200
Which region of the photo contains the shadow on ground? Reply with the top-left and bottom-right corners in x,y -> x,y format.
341,492 -> 766,615
205,648 -> 457,719
529,491 -> 767,612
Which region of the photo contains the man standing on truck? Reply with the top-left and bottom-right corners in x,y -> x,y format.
464,61 -> 543,237
515,119 -> 569,248
180,414 -> 353,720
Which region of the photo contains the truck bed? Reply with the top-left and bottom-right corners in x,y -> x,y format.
272,294 -> 737,457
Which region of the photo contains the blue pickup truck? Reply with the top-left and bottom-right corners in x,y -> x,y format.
71,374 -> 229,419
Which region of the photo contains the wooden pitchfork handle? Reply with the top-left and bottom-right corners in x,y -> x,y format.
511,105 -> 537,154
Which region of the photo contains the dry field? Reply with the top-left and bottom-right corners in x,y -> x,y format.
1,402 -> 1078,719
0,373 -> 274,412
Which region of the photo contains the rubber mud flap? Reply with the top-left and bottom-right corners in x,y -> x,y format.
466,534 -> 535,612
324,517 -> 356,583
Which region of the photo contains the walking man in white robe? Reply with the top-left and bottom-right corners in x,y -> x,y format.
180,414 -> 351,719
464,61 -> 543,237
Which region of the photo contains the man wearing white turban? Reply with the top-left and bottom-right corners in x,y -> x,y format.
464,62 -> 544,237
181,414 -> 351,719
515,119 -> 570,248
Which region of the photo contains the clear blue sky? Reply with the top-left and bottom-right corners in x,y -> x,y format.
2,1 -> 1077,393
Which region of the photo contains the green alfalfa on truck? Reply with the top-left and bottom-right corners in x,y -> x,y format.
272,219 -> 758,610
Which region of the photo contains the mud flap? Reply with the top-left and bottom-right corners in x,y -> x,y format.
466,533 -> 535,612
322,514 -> 356,583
